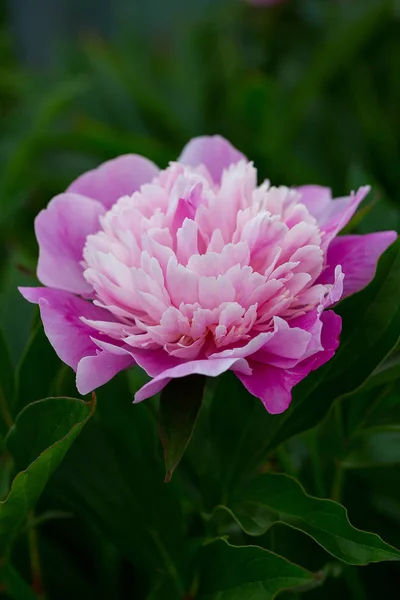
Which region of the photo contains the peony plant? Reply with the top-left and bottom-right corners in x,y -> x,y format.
20,135 -> 396,414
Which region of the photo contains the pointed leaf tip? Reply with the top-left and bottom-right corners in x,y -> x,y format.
159,374 -> 206,482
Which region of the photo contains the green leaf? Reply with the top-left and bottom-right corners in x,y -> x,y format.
198,539 -> 322,600
0,328 -> 14,433
15,323 -> 62,416
220,473 -> 400,565
342,428 -> 400,469
362,350 -> 400,391
0,396 -> 94,554
159,374 -> 205,482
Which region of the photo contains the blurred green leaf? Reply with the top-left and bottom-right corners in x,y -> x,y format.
342,428 -> 400,469
219,473 -> 400,565
159,374 -> 205,482
0,260 -> 36,366
0,328 -> 14,434
198,539 -> 322,600
0,396 -> 93,555
15,323 -> 62,416
282,0 -> 393,147
0,563 -> 39,600
0,79 -> 86,224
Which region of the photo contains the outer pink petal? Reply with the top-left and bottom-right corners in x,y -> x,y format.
134,357 -> 251,403
236,363 -> 296,414
19,287 -> 113,371
35,193 -> 105,294
179,135 -> 246,184
92,339 -> 181,377
296,185 -> 332,222
318,231 -> 397,298
76,351 -> 134,395
321,186 -> 370,246
298,185 -> 370,246
67,154 -> 160,209
237,310 -> 341,414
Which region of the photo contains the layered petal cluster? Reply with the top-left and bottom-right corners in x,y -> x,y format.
20,136 -> 396,413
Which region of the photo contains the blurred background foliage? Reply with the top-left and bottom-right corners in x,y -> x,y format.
1,0 -> 400,598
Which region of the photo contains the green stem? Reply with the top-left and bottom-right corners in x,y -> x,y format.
0,386 -> 13,430
150,529 -> 185,597
27,511 -> 45,599
343,565 -> 366,600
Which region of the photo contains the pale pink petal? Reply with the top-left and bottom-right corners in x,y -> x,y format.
67,154 -> 160,209
321,186 -> 370,246
209,331 -> 274,360
254,317 -> 312,368
298,185 -> 370,246
296,185 -> 332,221
19,287 -> 113,370
318,231 -> 397,298
323,265 -> 344,308
179,135 -> 246,183
134,357 -> 251,403
35,193 -> 104,294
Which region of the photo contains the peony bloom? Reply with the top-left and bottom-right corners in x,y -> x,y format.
20,136 -> 396,414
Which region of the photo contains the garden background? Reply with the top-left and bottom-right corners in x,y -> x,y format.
1,1 -> 400,598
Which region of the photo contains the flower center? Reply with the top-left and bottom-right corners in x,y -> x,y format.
82,162 -> 327,359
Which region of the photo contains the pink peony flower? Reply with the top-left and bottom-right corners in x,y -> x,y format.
20,136 -> 396,414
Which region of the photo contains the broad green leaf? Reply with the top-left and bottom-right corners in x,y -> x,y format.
15,323 -> 62,416
362,350 -> 400,391
342,428 -> 400,469
220,473 -> 400,565
198,539 -> 322,600
159,374 -> 205,482
0,328 -> 14,434
0,396 -> 93,554
345,381 -> 400,435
